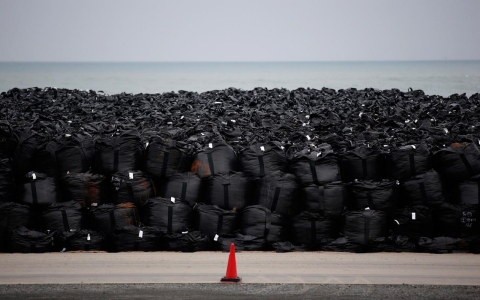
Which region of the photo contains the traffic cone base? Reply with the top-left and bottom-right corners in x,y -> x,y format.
220,243 -> 241,283
221,276 -> 241,283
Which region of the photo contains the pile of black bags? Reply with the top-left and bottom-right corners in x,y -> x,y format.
0,86 -> 479,253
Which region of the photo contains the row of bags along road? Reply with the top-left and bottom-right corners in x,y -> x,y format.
0,87 -> 479,253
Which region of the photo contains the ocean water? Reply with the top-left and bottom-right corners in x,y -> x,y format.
0,61 -> 479,97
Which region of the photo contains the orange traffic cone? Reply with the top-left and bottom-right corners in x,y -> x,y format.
221,243 -> 241,283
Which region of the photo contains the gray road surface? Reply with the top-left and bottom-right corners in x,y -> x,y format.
0,252 -> 479,285
1,283 -> 480,300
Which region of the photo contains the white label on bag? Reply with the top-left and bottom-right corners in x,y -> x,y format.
32,173 -> 36,180
171,197 -> 175,203
260,146 -> 265,152
129,172 -> 134,180
394,220 -> 400,225
412,213 -> 416,220
209,143 -> 213,148
306,135 -> 311,140
139,230 -> 143,238
87,234 -> 91,241
214,234 -> 219,241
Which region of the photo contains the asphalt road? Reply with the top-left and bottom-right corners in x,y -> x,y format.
1,283 -> 480,300
0,251 -> 479,285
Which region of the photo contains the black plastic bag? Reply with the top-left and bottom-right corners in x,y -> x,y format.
9,226 -> 55,253
0,202 -> 32,251
322,237 -> 365,253
0,121 -> 17,159
433,142 -> 480,182
433,203 -> 479,241
93,130 -> 144,175
141,197 -> 191,234
62,173 -> 107,209
89,203 -> 139,235
55,135 -> 95,176
32,140 -> 59,178
195,203 -> 237,239
291,211 -> 337,250
238,142 -> 288,178
0,158 -> 14,202
110,170 -> 155,206
242,235 -> 268,250
392,206 -> 434,240
39,200 -> 84,232
191,142 -> 237,178
368,235 -> 416,252
455,175 -> 480,205
385,144 -> 432,181
339,146 -> 384,182
144,136 -> 192,178
19,171 -> 58,206
159,172 -> 202,207
290,145 -> 341,185
110,226 -> 162,252
401,170 -> 446,208
342,209 -> 387,246
350,180 -> 398,214
161,231 -> 211,252
253,170 -> 299,217
62,230 -> 107,251
214,234 -> 244,252
271,241 -> 308,252
417,236 -> 460,253
12,130 -> 38,179
240,205 -> 287,244
204,172 -> 252,211
302,181 -> 347,217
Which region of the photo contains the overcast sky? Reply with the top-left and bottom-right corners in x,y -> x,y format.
1,0 -> 479,62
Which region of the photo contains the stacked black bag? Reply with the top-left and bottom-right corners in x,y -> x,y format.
194,203 -> 237,239
144,136 -> 191,178
141,197 -> 191,234
159,172 -> 202,207
239,142 -> 288,178
203,171 -> 252,211
93,130 -> 143,175
191,142 -> 237,178
62,173 -> 107,208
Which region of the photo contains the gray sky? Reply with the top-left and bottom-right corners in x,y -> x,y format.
1,0 -> 479,62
